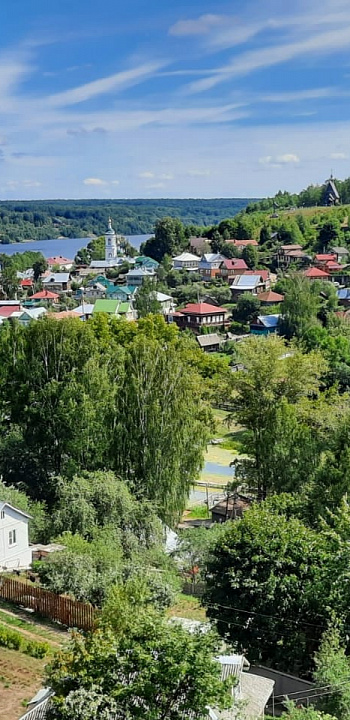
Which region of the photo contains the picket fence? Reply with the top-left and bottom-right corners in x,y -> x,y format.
0,576 -> 96,630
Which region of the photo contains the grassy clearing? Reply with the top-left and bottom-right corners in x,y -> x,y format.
0,607 -> 64,646
168,593 -> 207,622
185,505 -> 210,519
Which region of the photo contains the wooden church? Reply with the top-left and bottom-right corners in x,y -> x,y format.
323,174 -> 340,206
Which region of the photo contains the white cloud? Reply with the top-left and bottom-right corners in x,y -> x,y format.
83,177 -> 107,186
138,171 -> 155,178
111,180 -> 120,185
259,154 -> 300,167
47,62 -> 165,107
330,152 -> 348,159
169,14 -> 226,37
186,25 -> 350,93
159,173 -> 174,180
146,182 -> 166,189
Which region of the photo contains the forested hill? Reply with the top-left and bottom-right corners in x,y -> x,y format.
245,175 -> 350,213
0,198 -> 258,243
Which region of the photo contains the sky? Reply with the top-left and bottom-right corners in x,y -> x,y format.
0,0 -> 350,199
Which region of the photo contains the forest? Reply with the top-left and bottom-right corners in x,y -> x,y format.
0,198 -> 255,243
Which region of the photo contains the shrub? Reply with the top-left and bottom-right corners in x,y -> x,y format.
0,623 -> 49,657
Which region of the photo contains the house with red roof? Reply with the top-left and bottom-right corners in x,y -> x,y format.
47,256 -> 73,271
171,302 -> 227,332
219,258 -> 248,280
31,289 -> 59,301
258,290 -> 284,305
226,239 -> 258,249
20,278 -> 33,289
303,268 -> 330,281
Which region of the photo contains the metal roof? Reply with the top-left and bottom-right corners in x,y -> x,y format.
0,502 -> 32,519
197,333 -> 223,347
232,275 -> 259,290
256,314 -> 280,328
43,273 -> 69,284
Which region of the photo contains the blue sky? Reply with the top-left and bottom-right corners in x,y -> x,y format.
1,0 -> 350,199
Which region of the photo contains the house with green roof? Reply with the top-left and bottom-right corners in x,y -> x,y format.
135,256 -> 159,270
106,285 -> 137,301
93,299 -> 135,320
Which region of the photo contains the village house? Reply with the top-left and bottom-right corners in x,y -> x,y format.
73,303 -> 94,320
134,255 -> 159,270
258,290 -> 284,306
0,502 -> 32,570
92,298 -> 136,320
231,271 -> 270,298
250,314 -> 280,335
189,236 -> 211,255
47,255 -> 74,271
108,285 -> 137,301
303,267 -> 330,281
171,302 -> 227,332
337,288 -> 350,306
219,258 -> 248,280
126,267 -> 156,287
330,246 -> 349,263
81,282 -> 107,300
42,272 -> 70,292
211,494 -> 252,523
30,289 -> 59,303
226,239 -> 259,250
173,252 -> 200,272
198,253 -> 225,279
196,333 -> 224,353
154,292 -> 176,314
277,244 -> 303,266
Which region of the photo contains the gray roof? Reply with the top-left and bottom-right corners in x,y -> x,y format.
74,303 -> 94,315
90,260 -> 120,268
0,501 -> 31,519
331,246 -> 349,255
43,273 -> 69,284
256,314 -> 280,328
232,275 -> 259,290
173,252 -> 199,262
127,267 -> 155,277
197,333 -> 223,348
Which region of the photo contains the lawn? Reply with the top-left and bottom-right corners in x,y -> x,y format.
167,593 -> 207,622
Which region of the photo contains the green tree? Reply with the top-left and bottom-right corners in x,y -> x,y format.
112,334 -> 209,525
134,278 -> 162,318
142,218 -> 186,261
279,273 -> 320,340
46,614 -> 234,720
242,244 -> 259,269
205,503 -> 350,676
233,293 -> 261,324
229,335 -> 326,499
317,219 -> 341,252
314,624 -> 350,720
1,261 -> 19,299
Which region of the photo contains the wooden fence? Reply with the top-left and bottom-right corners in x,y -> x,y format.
0,576 -> 96,630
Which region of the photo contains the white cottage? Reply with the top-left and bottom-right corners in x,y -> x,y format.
0,502 -> 32,570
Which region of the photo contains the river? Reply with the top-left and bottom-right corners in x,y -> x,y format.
0,234 -> 152,258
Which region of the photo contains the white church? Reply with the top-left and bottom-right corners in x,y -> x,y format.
90,218 -> 128,270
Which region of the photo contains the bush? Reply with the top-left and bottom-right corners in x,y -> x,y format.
0,623 -> 50,657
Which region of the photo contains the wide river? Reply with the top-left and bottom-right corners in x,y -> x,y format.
0,234 -> 152,258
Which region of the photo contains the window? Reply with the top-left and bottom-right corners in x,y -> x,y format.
9,529 -> 16,546
0,510 -> 5,519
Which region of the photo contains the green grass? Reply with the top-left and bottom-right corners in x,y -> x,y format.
0,603 -> 66,644
185,505 -> 210,519
168,594 -> 207,622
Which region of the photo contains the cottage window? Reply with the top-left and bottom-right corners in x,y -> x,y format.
0,510 -> 5,519
9,529 -> 16,546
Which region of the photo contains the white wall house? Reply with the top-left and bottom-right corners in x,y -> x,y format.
173,252 -> 200,271
0,502 -> 32,570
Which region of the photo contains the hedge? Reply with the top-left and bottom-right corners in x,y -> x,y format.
0,622 -> 50,658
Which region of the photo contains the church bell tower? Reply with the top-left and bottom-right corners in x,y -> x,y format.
105,218 -> 118,264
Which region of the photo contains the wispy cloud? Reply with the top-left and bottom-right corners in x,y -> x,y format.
83,177 -> 107,186
185,25 -> 350,93
47,61 -> 165,107
169,15 -> 227,37
259,154 -> 300,167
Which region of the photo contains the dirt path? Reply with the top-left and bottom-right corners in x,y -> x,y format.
0,607 -> 65,647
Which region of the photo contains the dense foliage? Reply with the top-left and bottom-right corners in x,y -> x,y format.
0,198 -> 255,243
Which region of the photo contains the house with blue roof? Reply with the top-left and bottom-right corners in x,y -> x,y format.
250,315 -> 280,335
